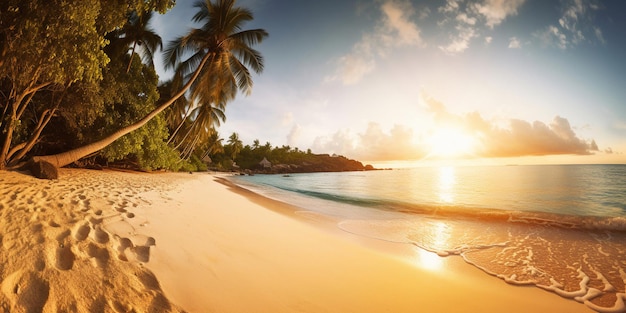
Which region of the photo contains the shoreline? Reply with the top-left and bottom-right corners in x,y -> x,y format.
145,172 -> 592,312
0,169 -> 592,312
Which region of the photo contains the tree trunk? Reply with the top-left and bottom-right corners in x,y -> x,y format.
167,106 -> 193,145
126,41 -> 137,73
32,53 -> 211,168
8,108 -> 57,166
0,113 -> 16,169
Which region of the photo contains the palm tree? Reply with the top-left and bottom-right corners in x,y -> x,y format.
199,130 -> 224,161
32,0 -> 267,169
119,11 -> 163,73
227,132 -> 243,160
175,101 -> 227,160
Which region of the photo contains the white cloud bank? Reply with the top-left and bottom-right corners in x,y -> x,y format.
311,95 -> 599,161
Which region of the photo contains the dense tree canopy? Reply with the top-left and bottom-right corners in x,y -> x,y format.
206,133 -> 373,173
0,0 -> 175,170
0,0 -> 270,173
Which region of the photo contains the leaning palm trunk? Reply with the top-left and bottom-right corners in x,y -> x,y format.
126,41 -> 138,73
32,53 -> 212,168
167,107 -> 194,145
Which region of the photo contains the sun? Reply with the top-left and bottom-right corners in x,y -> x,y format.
426,127 -> 476,158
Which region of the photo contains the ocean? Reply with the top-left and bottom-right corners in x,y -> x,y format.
230,164 -> 626,312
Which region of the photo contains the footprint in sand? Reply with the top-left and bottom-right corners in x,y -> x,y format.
1,271 -> 50,312
132,246 -> 151,263
55,243 -> 75,270
86,243 -> 110,268
114,237 -> 133,262
73,223 -> 91,241
91,226 -> 109,244
130,236 -> 155,263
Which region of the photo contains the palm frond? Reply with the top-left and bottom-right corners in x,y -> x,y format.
227,56 -> 252,95
230,29 -> 268,46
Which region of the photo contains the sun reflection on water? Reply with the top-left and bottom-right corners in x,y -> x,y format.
413,221 -> 450,271
437,166 -> 456,203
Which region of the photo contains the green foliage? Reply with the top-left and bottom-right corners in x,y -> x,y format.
187,154 -> 209,172
94,48 -> 183,171
0,0 -> 175,168
102,115 -> 182,171
1,0 -> 108,86
207,137 -> 371,173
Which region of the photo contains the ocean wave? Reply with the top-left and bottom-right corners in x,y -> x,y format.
263,183 -> 626,233
339,217 -> 626,312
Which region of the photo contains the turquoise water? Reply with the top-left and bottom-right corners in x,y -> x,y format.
234,165 -> 626,224
230,165 -> 626,312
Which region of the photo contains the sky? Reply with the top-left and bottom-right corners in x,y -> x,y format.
152,0 -> 626,166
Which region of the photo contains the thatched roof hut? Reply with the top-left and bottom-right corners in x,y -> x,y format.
259,157 -> 272,168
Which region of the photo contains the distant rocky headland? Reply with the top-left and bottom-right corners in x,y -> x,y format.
231,154 -> 379,174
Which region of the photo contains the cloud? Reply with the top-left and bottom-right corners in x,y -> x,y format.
535,0 -> 604,49
559,0 -> 586,43
381,1 -> 423,46
439,0 -> 461,14
473,0 -> 526,28
329,53 -> 376,85
286,124 -> 302,147
536,25 -> 568,49
439,25 -> 477,54
326,0 -> 422,85
312,94 -> 599,162
456,12 -> 477,25
421,95 -> 599,158
437,0 -> 525,55
508,37 -> 521,48
311,129 -> 357,157
480,117 -> 598,157
311,123 -> 426,161
594,27 -> 606,44
418,6 -> 431,19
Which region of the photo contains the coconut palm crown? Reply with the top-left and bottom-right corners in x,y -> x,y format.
117,11 -> 163,72
165,0 -> 267,107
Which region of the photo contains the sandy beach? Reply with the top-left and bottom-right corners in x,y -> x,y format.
0,169 -> 592,312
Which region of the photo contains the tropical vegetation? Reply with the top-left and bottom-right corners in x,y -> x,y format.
0,0 -> 267,173
209,135 -> 374,173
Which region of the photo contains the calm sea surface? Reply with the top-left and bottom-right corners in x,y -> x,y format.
230,164 -> 626,312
